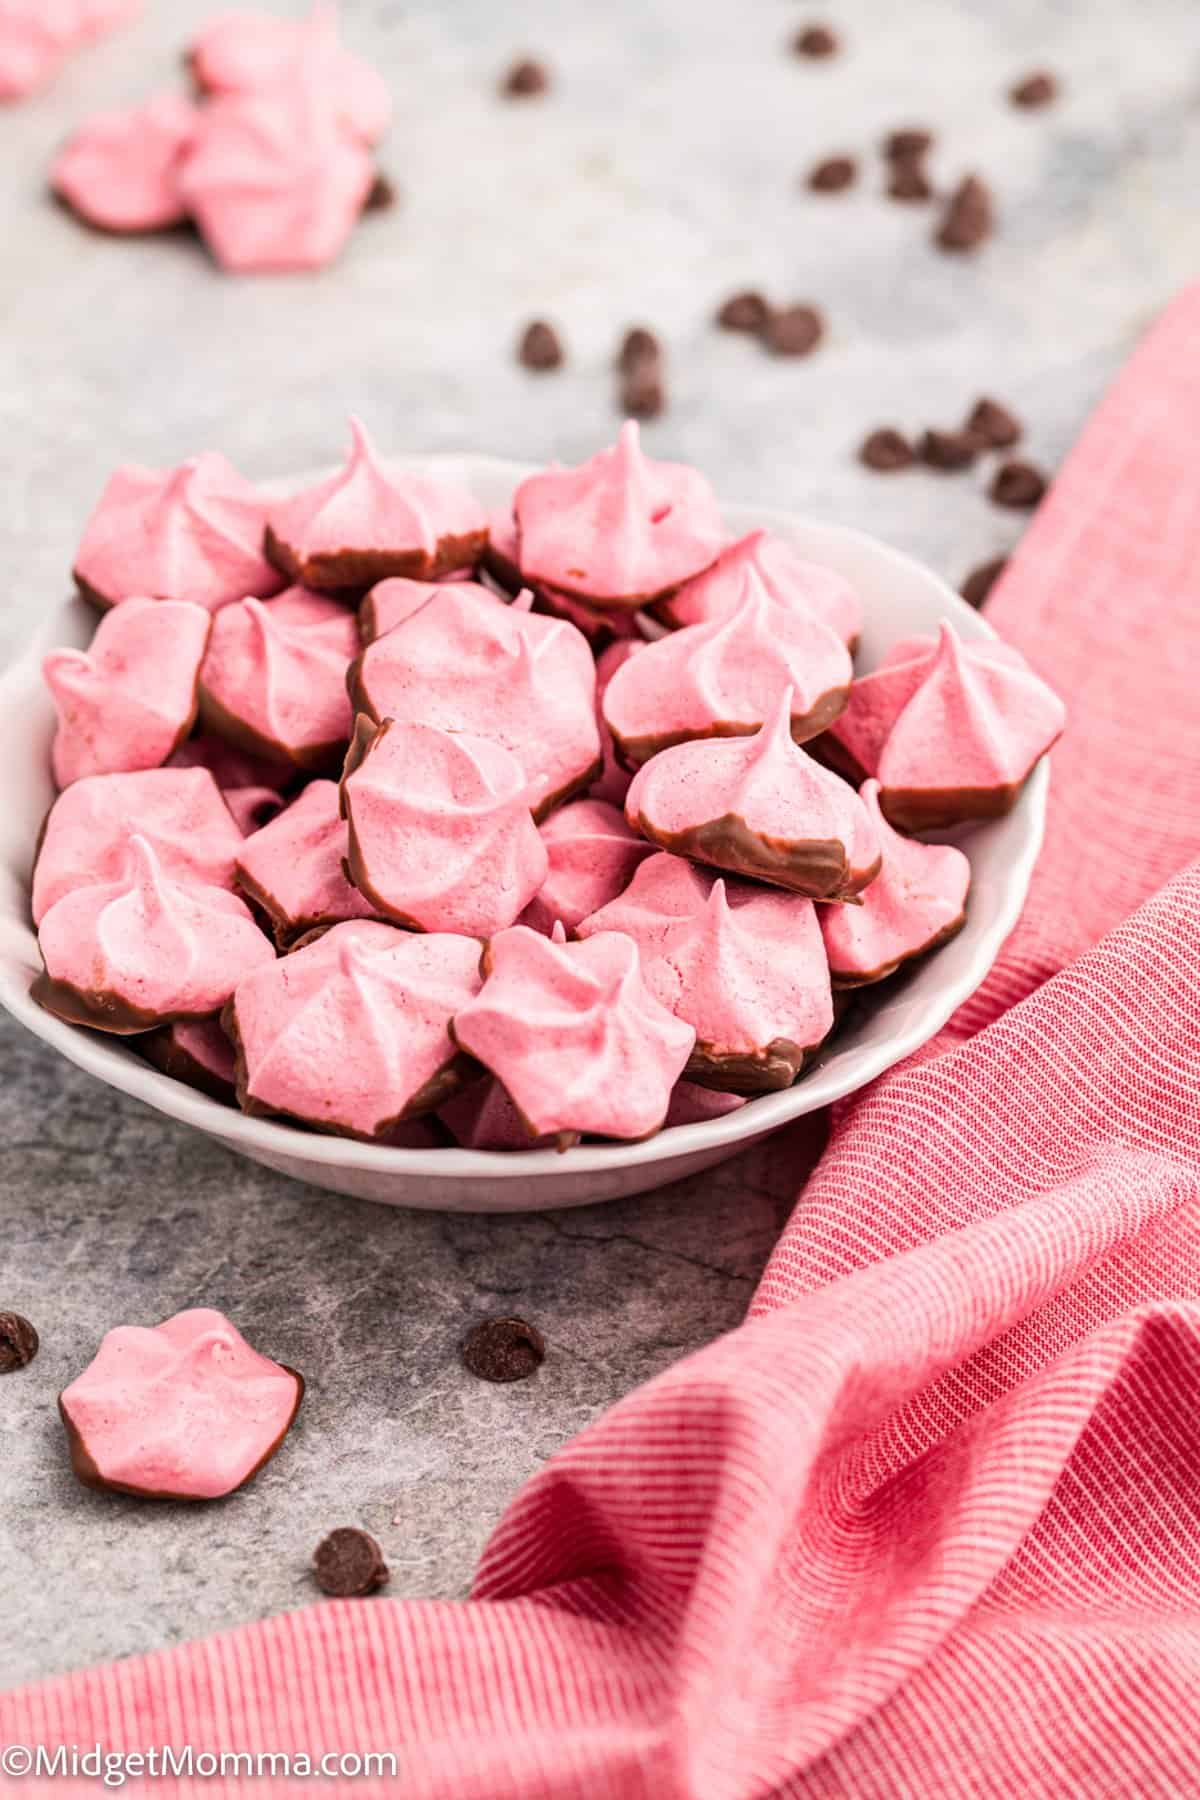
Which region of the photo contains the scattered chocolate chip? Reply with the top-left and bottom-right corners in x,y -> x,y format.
462,1316 -> 546,1383
919,428 -> 978,471
859,427 -> 915,472
715,290 -> 770,334
616,325 -> 661,373
517,319 -> 564,372
763,304 -> 824,358
965,395 -> 1022,450
502,57 -> 549,99
313,1528 -> 390,1598
365,173 -> 397,212
621,364 -> 666,419
792,23 -> 838,58
887,162 -> 933,203
990,459 -> 1047,509
934,175 -> 994,252
808,154 -> 857,193
1010,70 -> 1059,109
0,1312 -> 38,1374
960,556 -> 1009,608
884,127 -> 934,161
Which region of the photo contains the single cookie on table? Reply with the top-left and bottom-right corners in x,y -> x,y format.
340,715 -> 548,937
820,780 -> 971,984
226,920 -> 482,1138
450,922 -> 696,1148
578,852 -> 833,1092
512,421 -> 725,610
264,419 -> 487,592
43,596 -> 211,787
348,584 -> 600,821
652,527 -> 862,651
236,778 -> 375,945
358,575 -> 492,644
73,451 -> 282,612
50,92 -> 198,233
197,587 -> 359,770
189,5 -> 392,146
590,639 -> 644,808
625,685 -> 880,901
59,1307 -> 302,1500
33,834 -> 274,1033
602,568 -> 851,767
138,1018 -> 238,1102
820,620 -> 1065,830
32,765 -> 244,924
519,798 -> 652,935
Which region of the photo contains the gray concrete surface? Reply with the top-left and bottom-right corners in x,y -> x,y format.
2,0 -> 1199,1688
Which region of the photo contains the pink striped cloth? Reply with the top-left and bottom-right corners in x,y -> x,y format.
8,287 -> 1200,1798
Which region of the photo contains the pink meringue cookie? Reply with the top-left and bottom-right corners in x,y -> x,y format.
73,452 -> 282,612
34,835 -> 274,1033
265,420 -> 487,591
236,778 -> 375,944
349,585 -> 600,820
664,1081 -> 747,1128
74,0 -> 142,38
59,1307 -> 302,1501
177,83 -> 375,275
51,92 -> 198,234
139,1017 -> 238,1102
590,639 -> 643,808
821,780 -> 971,984
168,733 -> 291,834
0,3 -> 73,100
625,685 -> 880,901
198,587 -> 359,770
451,922 -> 695,1146
513,422 -> 725,609
519,799 -> 652,935
341,716 -> 548,937
44,598 -> 212,789
190,4 -> 392,146
32,766 -> 245,925
602,567 -> 851,766
227,919 -> 483,1136
653,528 -> 863,649
437,1076 -> 553,1152
359,576 -> 494,645
578,852 -> 833,1092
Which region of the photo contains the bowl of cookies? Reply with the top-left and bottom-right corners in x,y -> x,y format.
0,423 -> 1062,1211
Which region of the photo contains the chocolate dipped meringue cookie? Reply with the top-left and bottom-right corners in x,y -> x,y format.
235,778 -> 375,945
51,92 -> 198,233
189,4 -> 392,147
197,587 -> 359,770
653,528 -> 862,650
358,576 -> 493,645
519,798 -> 652,935
138,1018 -> 238,1102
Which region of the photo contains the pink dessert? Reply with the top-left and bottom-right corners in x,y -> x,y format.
513,422 -> 725,609
349,585 -> 600,820
821,780 -> 971,984
235,778 -> 374,944
50,92 -> 198,233
44,597 -> 212,788
359,576 -> 490,643
653,528 -> 863,649
664,1081 -> 747,1127
264,420 -> 487,590
73,452 -> 281,612
227,920 -> 483,1136
0,0 -> 138,101
519,798 -> 652,935
450,922 -> 696,1146
189,4 -> 392,146
177,84 -> 375,275
168,733 -> 291,834
32,766 -> 244,924
198,587 -> 359,769
340,716 -> 548,937
139,1018 -> 238,1101
34,835 -> 274,1032
625,686 -> 880,901
590,639 -> 643,808
601,568 -> 852,766
579,852 -> 833,1091
437,1076 -> 553,1152
59,1307 -> 302,1500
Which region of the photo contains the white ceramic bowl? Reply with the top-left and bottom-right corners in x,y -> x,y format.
0,454 -> 1047,1211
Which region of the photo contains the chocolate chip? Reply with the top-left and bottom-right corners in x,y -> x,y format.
462,1317 -> 546,1383
859,427 -> 915,472
365,173 -> 398,212
518,319 -> 564,372
621,365 -> 666,419
960,556 -> 1009,608
502,58 -> 549,99
990,459 -> 1047,509
792,23 -> 838,58
0,1312 -> 38,1374
715,290 -> 770,334
616,325 -> 661,373
965,396 -> 1022,450
934,175 -> 994,252
884,127 -> 934,161
763,304 -> 824,358
1010,70 -> 1059,109
313,1527 -> 390,1598
808,155 -> 857,193
887,163 -> 933,203
919,428 -> 978,471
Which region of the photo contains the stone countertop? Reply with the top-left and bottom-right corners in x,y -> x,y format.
3,0 -> 1199,1690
